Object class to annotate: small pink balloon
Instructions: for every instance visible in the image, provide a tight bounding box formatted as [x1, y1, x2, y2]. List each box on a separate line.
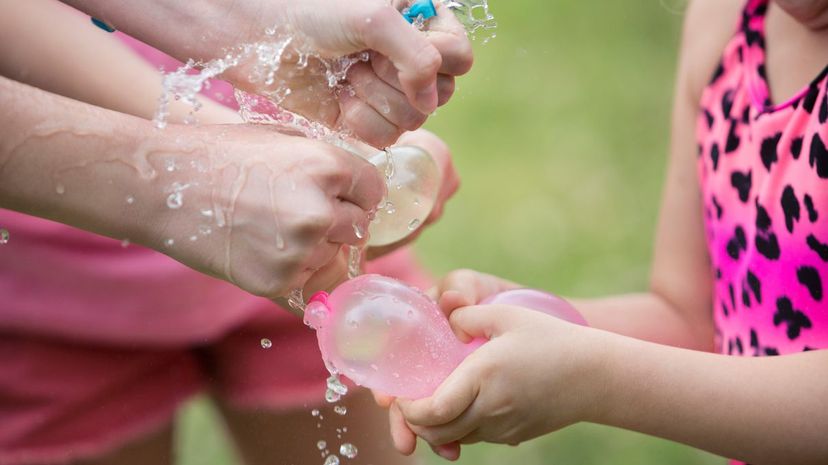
[305, 275, 586, 399]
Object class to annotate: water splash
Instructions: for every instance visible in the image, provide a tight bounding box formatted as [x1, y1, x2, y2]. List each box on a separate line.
[288, 288, 305, 314]
[440, 0, 497, 43]
[347, 246, 361, 279]
[325, 374, 349, 403]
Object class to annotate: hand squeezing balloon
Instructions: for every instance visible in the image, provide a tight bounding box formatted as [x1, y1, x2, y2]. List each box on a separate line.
[304, 275, 587, 399]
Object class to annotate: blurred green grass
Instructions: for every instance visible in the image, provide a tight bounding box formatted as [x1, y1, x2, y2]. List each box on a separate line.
[178, 1, 723, 464]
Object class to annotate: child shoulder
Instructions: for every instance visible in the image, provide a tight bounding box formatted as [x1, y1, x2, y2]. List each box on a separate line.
[680, 0, 744, 100]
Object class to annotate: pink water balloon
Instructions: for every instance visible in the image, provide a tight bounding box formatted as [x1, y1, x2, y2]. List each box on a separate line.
[304, 274, 586, 399]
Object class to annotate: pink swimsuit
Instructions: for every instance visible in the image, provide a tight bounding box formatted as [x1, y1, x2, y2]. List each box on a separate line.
[698, 1, 828, 460]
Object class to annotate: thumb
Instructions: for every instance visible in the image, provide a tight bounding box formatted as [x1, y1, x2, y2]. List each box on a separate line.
[356, 5, 441, 113]
[449, 304, 521, 340]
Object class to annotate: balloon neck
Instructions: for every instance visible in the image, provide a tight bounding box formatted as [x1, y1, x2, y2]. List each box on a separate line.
[304, 292, 331, 330]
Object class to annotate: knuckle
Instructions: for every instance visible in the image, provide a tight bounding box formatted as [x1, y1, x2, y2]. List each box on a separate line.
[451, 39, 474, 75]
[416, 44, 442, 76]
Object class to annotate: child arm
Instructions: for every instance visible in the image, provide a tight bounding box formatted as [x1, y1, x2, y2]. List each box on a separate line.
[399, 305, 828, 464]
[0, 0, 239, 124]
[431, 0, 743, 352]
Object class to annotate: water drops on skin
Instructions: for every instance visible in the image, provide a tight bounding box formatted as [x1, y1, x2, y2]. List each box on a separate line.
[0, 229, 10, 244]
[166, 182, 189, 210]
[164, 238, 174, 247]
[311, 409, 320, 417]
[352, 223, 364, 240]
[55, 183, 65, 195]
[408, 218, 421, 231]
[334, 405, 347, 415]
[126, 195, 135, 205]
[323, 455, 340, 465]
[260, 338, 272, 349]
[121, 239, 130, 248]
[317, 440, 327, 450]
[339, 443, 358, 459]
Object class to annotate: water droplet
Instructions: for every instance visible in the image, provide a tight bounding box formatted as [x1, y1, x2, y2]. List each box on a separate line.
[334, 405, 347, 415]
[325, 390, 341, 403]
[0, 229, 10, 244]
[121, 239, 130, 248]
[339, 443, 358, 459]
[200, 208, 213, 217]
[311, 409, 320, 417]
[166, 191, 183, 209]
[198, 225, 212, 236]
[260, 338, 272, 349]
[408, 219, 421, 231]
[55, 184, 65, 195]
[126, 196, 135, 205]
[317, 440, 327, 450]
[324, 455, 340, 465]
[352, 223, 364, 239]
[326, 374, 348, 402]
[384, 201, 396, 214]
[164, 238, 174, 247]
[165, 159, 177, 172]
[189, 235, 198, 242]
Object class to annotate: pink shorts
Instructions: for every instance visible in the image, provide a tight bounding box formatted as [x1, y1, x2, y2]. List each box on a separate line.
[0, 255, 431, 465]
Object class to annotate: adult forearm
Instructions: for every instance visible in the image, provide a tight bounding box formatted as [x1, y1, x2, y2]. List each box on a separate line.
[59, 0, 265, 63]
[0, 76, 181, 249]
[597, 333, 828, 464]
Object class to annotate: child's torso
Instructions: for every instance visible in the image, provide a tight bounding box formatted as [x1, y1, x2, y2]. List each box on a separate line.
[697, 0, 828, 357]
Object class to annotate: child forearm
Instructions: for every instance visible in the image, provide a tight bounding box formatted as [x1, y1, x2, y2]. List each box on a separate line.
[597, 333, 828, 464]
[572, 293, 714, 351]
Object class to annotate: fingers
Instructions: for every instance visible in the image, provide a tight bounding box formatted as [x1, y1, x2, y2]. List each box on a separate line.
[324, 144, 386, 211]
[431, 442, 462, 461]
[372, 390, 395, 408]
[303, 241, 343, 274]
[449, 304, 512, 340]
[348, 62, 427, 131]
[389, 402, 418, 455]
[356, 5, 441, 113]
[338, 91, 402, 148]
[327, 198, 371, 245]
[371, 54, 456, 107]
[397, 354, 480, 427]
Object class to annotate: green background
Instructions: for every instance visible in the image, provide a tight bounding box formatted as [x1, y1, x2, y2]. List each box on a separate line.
[179, 1, 723, 464]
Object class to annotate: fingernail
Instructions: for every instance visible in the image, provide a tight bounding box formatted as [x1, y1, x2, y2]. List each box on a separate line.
[415, 84, 438, 114]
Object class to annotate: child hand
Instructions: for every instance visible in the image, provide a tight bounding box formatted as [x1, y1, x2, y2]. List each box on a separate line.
[389, 304, 607, 458]
[367, 129, 460, 259]
[429, 269, 521, 316]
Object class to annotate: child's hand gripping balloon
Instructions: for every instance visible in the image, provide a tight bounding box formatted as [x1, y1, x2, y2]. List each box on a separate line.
[302, 274, 586, 399]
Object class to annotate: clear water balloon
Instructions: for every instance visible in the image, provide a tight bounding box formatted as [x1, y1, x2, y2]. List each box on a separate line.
[366, 146, 441, 247]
